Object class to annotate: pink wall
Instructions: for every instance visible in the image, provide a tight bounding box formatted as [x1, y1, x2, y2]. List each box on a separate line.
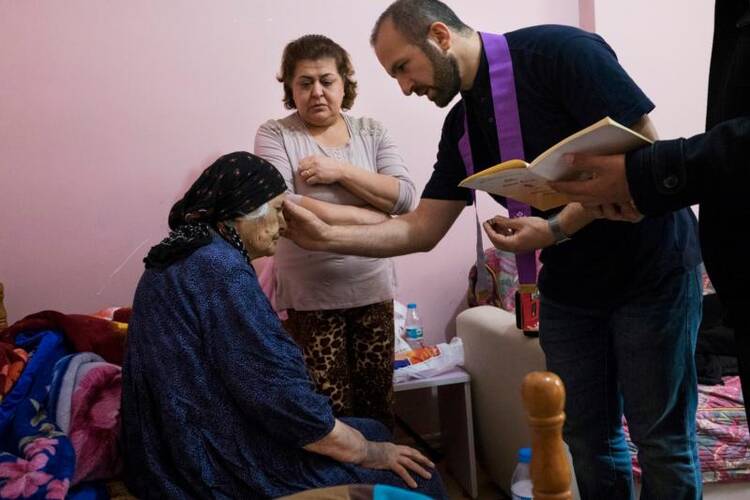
[578, 0, 596, 32]
[592, 1, 714, 140]
[1, 1, 577, 343]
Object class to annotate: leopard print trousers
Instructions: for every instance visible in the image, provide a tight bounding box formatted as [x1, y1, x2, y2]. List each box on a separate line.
[285, 300, 395, 430]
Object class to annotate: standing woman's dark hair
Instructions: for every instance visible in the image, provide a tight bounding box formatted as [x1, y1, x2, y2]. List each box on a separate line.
[277, 34, 358, 110]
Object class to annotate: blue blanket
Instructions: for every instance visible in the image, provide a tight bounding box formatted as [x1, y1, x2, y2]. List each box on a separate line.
[0, 330, 75, 499]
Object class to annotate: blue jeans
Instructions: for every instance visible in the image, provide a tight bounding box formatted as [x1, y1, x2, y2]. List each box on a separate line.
[539, 267, 702, 500]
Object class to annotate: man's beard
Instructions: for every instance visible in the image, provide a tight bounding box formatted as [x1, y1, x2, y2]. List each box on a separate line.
[420, 42, 461, 108]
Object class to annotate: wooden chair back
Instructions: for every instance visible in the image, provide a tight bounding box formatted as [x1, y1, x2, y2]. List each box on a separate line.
[521, 371, 572, 500]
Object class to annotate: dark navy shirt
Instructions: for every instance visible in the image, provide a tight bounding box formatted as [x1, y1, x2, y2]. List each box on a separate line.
[422, 25, 700, 306]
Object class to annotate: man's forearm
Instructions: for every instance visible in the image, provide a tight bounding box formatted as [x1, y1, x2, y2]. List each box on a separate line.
[322, 198, 465, 258]
[325, 212, 433, 257]
[300, 196, 389, 225]
[556, 202, 598, 237]
[626, 116, 750, 215]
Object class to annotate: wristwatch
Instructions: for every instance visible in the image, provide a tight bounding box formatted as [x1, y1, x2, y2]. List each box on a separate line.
[547, 213, 571, 244]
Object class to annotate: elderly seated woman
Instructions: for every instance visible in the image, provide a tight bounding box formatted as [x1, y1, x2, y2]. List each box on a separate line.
[120, 152, 446, 499]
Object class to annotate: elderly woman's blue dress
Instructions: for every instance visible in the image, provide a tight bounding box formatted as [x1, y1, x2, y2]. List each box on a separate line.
[121, 234, 444, 499]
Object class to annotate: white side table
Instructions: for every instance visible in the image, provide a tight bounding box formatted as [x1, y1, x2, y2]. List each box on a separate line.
[394, 367, 478, 499]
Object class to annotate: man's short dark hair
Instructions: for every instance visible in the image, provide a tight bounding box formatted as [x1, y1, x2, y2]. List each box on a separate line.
[370, 0, 472, 46]
[277, 34, 358, 110]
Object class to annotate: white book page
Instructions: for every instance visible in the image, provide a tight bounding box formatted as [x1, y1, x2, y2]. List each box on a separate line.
[461, 168, 567, 210]
[531, 121, 652, 181]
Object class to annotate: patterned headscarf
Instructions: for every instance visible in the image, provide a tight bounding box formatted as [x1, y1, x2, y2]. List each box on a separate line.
[144, 151, 286, 269]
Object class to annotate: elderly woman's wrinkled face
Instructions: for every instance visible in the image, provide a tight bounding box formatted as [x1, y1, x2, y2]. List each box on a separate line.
[292, 58, 344, 128]
[234, 194, 286, 258]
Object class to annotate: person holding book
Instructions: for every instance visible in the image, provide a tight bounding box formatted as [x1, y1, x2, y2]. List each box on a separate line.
[457, 116, 654, 213]
[548, 0, 750, 427]
[282, 1, 703, 498]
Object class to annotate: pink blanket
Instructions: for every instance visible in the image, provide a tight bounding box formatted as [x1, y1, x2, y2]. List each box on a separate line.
[625, 376, 750, 483]
[69, 362, 122, 485]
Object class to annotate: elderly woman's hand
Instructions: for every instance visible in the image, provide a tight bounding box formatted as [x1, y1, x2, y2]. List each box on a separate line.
[360, 441, 434, 489]
[298, 155, 347, 185]
[304, 419, 434, 489]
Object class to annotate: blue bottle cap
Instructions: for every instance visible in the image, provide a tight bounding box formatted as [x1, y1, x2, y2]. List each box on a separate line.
[407, 303, 417, 308]
[518, 447, 532, 463]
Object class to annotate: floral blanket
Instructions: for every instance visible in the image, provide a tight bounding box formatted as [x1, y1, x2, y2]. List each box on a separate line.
[1, 309, 129, 499]
[625, 376, 750, 483]
[0, 330, 74, 499]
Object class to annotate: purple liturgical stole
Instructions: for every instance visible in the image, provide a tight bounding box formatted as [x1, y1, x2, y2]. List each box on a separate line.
[457, 32, 537, 286]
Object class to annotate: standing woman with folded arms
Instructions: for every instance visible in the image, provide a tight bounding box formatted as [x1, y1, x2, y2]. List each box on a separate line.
[255, 34, 416, 430]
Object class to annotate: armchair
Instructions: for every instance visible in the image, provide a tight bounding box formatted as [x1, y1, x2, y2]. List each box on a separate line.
[456, 306, 580, 498]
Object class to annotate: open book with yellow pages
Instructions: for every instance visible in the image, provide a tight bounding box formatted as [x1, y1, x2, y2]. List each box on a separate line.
[458, 116, 653, 211]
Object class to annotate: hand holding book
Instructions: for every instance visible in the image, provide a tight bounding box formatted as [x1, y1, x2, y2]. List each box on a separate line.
[458, 117, 652, 211]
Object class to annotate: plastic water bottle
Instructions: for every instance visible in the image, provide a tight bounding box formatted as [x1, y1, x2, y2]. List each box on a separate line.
[511, 447, 533, 500]
[404, 303, 424, 349]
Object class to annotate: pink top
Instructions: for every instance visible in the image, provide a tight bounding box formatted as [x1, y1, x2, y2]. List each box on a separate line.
[254, 113, 415, 311]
